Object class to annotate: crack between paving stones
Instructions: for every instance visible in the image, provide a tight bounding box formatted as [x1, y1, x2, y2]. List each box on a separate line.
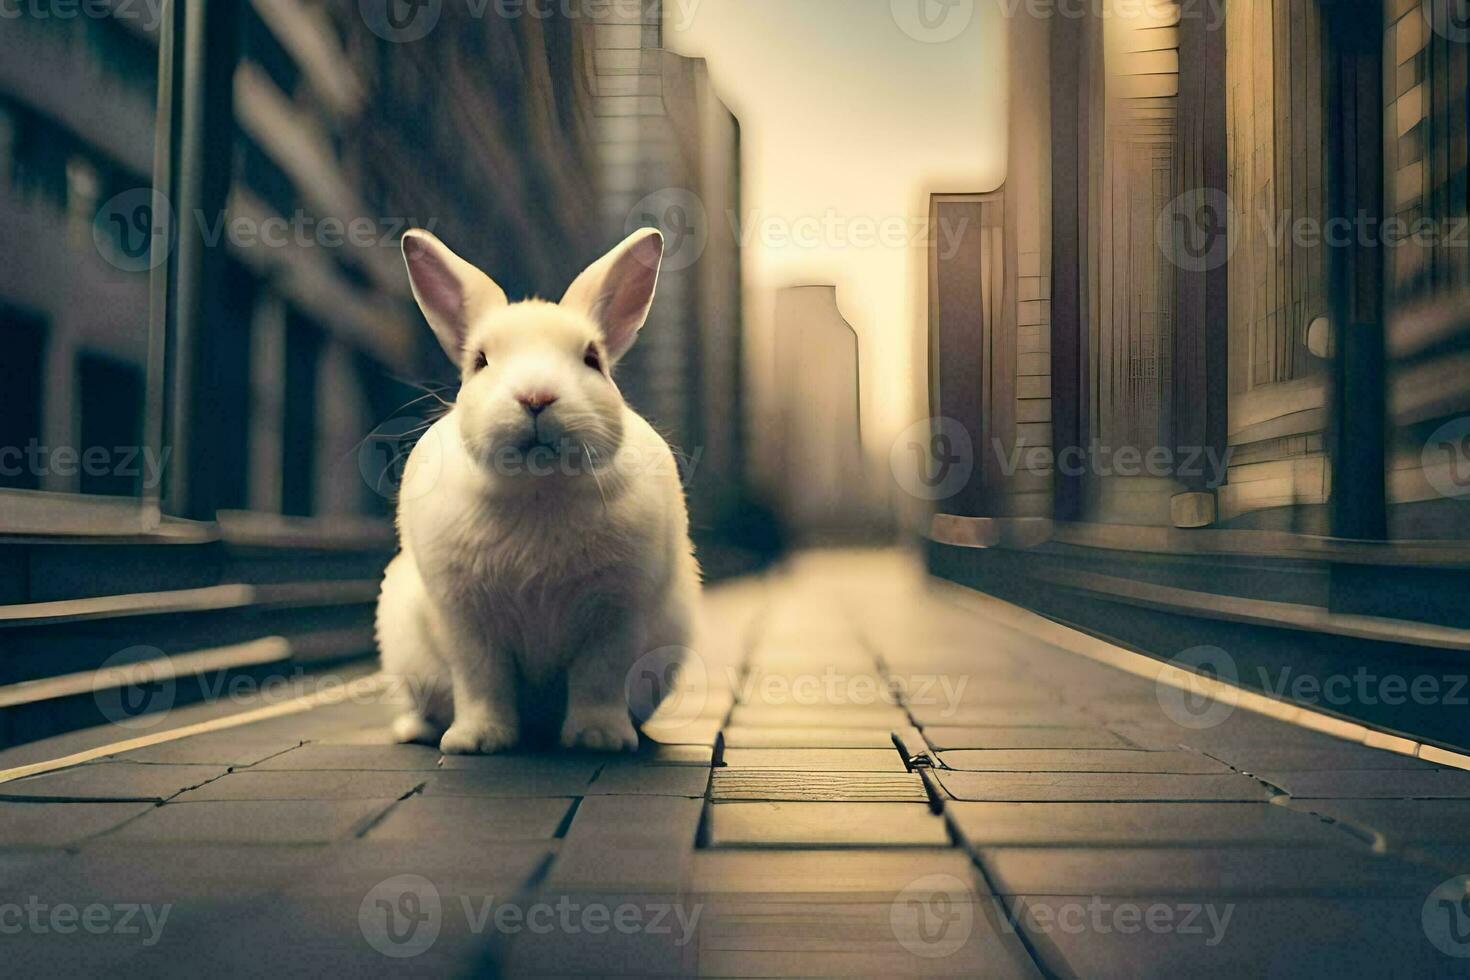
[1204, 750, 1392, 849]
[581, 762, 610, 790]
[351, 780, 427, 838]
[0, 764, 240, 805]
[554, 797, 582, 838]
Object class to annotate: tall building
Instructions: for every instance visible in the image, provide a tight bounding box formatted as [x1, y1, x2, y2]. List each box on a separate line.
[0, 2, 610, 744]
[587, 0, 761, 566]
[925, 0, 1470, 744]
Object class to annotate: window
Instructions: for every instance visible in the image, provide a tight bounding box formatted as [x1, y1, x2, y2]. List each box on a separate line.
[75, 353, 144, 497]
[0, 305, 47, 492]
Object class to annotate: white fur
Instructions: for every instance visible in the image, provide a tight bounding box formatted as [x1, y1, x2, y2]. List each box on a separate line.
[376, 228, 700, 754]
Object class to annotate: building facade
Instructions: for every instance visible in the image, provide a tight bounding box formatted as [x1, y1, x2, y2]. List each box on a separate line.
[0, 0, 763, 745]
[587, 0, 761, 566]
[925, 0, 1470, 746]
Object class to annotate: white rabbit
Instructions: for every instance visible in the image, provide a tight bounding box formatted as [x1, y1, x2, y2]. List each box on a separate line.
[375, 227, 701, 754]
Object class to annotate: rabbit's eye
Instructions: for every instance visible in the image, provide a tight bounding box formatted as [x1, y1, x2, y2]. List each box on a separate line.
[472, 351, 488, 372]
[583, 345, 603, 372]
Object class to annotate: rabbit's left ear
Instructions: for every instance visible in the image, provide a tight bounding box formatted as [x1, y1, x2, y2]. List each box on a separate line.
[401, 229, 507, 363]
[561, 228, 663, 362]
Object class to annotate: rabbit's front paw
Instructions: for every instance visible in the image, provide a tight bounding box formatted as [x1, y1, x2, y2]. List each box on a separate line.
[440, 718, 518, 754]
[560, 710, 639, 752]
[392, 712, 443, 745]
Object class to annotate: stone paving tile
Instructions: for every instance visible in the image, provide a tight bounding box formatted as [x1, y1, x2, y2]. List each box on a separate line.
[1013, 894, 1449, 979]
[280, 840, 554, 898]
[719, 748, 908, 771]
[245, 704, 402, 744]
[934, 771, 1276, 803]
[979, 845, 1442, 897]
[196, 898, 491, 977]
[5, 898, 270, 977]
[946, 802, 1364, 848]
[1073, 695, 1181, 723]
[0, 762, 228, 802]
[499, 889, 703, 977]
[1256, 769, 1470, 799]
[690, 848, 981, 898]
[710, 770, 929, 803]
[362, 795, 573, 842]
[420, 764, 600, 798]
[926, 682, 1067, 707]
[435, 750, 603, 773]
[251, 742, 446, 771]
[0, 800, 155, 846]
[25, 842, 319, 898]
[1281, 798, 1470, 845]
[545, 840, 693, 891]
[694, 897, 1041, 978]
[705, 802, 950, 848]
[586, 763, 710, 797]
[170, 769, 425, 802]
[922, 726, 1134, 750]
[247, 851, 552, 976]
[107, 734, 304, 768]
[910, 704, 1094, 728]
[0, 849, 67, 890]
[1201, 744, 1443, 772]
[720, 726, 905, 749]
[642, 744, 715, 766]
[1101, 723, 1190, 751]
[726, 703, 911, 729]
[937, 749, 1232, 774]
[641, 718, 724, 747]
[1402, 842, 1470, 876]
[103, 799, 398, 844]
[562, 795, 705, 845]
[1175, 722, 1365, 755]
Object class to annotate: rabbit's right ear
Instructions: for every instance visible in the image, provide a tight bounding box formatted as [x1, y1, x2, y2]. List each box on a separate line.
[401, 230, 508, 363]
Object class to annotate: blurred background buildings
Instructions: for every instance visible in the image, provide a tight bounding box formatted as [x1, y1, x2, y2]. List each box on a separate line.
[3, 0, 1470, 751]
[0, 0, 767, 745]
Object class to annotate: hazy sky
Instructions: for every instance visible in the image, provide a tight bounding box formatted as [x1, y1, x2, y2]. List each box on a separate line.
[666, 0, 1007, 486]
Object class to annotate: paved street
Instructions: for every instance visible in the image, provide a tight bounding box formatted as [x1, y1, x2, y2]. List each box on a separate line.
[1, 551, 1467, 977]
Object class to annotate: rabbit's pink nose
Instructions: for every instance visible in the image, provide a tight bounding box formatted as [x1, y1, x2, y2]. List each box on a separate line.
[516, 391, 559, 415]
